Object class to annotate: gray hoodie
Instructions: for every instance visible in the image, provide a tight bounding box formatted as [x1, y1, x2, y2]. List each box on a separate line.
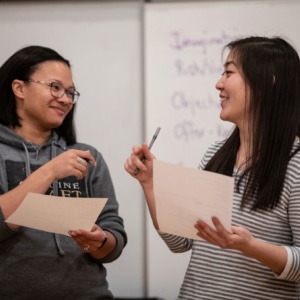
[0, 124, 127, 299]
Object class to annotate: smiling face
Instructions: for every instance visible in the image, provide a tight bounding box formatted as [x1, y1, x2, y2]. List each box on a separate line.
[215, 52, 250, 130]
[13, 61, 74, 133]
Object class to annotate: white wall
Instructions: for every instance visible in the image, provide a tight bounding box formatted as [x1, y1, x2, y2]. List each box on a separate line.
[0, 1, 145, 298]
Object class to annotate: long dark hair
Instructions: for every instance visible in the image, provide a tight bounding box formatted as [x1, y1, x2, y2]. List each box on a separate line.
[205, 36, 300, 210]
[0, 45, 77, 145]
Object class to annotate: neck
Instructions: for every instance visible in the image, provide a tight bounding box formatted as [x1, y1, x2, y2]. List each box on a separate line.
[10, 125, 51, 146]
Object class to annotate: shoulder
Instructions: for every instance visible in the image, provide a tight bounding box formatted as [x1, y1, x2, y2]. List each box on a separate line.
[69, 142, 97, 152]
[203, 140, 226, 160]
[289, 141, 300, 164]
[206, 140, 225, 153]
[198, 140, 226, 169]
[287, 143, 300, 173]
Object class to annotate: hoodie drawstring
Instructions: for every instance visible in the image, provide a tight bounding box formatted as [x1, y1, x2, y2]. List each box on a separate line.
[51, 142, 65, 256]
[21, 141, 65, 257]
[21, 142, 31, 177]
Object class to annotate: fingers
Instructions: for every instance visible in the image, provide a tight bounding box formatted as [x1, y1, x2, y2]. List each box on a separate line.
[74, 150, 96, 167]
[141, 142, 156, 160]
[72, 155, 89, 179]
[69, 225, 107, 253]
[76, 156, 88, 166]
[124, 146, 143, 177]
[124, 157, 136, 177]
[64, 149, 96, 169]
[195, 220, 217, 243]
[195, 217, 232, 248]
[124, 144, 155, 178]
[83, 244, 90, 252]
[52, 150, 96, 180]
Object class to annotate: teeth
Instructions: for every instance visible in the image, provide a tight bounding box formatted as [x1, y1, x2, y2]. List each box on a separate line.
[220, 97, 229, 103]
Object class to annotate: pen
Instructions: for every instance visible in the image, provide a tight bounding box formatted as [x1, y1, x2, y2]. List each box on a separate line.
[134, 126, 161, 176]
[79, 157, 94, 166]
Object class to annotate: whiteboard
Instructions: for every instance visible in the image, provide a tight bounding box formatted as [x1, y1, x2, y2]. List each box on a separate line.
[144, 1, 300, 299]
[145, 0, 300, 167]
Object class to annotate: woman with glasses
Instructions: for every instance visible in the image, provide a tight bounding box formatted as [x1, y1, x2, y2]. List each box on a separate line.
[0, 45, 127, 299]
[125, 36, 300, 299]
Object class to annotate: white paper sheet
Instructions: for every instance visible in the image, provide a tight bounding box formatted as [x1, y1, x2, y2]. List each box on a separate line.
[5, 192, 108, 236]
[153, 160, 234, 240]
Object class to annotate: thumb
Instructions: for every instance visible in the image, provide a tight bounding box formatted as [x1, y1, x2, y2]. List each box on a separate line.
[141, 142, 156, 160]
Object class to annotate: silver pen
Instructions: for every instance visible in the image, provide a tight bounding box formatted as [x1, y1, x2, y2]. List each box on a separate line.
[134, 126, 161, 176]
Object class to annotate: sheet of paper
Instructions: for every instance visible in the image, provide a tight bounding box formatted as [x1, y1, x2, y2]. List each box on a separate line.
[153, 160, 234, 240]
[5, 193, 108, 236]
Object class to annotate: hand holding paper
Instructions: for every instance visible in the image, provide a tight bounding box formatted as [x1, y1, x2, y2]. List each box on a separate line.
[5, 193, 108, 236]
[153, 160, 234, 240]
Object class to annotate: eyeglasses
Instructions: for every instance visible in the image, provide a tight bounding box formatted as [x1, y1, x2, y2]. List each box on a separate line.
[26, 79, 80, 104]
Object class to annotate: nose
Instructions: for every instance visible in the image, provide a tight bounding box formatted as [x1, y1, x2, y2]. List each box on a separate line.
[57, 92, 72, 105]
[215, 76, 223, 91]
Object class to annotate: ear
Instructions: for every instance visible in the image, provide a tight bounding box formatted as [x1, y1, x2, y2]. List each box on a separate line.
[12, 79, 25, 99]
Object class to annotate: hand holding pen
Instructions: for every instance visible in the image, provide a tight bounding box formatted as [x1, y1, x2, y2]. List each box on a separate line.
[46, 149, 96, 181]
[124, 128, 161, 229]
[54, 143, 96, 167]
[124, 127, 161, 178]
[134, 127, 161, 176]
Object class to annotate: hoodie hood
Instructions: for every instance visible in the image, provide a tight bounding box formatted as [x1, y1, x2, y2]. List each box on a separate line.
[0, 123, 68, 184]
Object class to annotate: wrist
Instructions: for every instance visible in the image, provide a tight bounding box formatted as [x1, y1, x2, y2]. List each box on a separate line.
[98, 232, 108, 249]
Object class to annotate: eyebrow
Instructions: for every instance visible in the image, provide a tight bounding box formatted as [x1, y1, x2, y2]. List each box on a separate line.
[50, 79, 75, 90]
[223, 60, 236, 68]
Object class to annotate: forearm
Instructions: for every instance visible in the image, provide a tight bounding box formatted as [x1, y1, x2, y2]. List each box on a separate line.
[242, 238, 287, 274]
[142, 183, 159, 229]
[0, 164, 55, 224]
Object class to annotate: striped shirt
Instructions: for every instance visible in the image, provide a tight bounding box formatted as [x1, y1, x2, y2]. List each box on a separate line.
[158, 140, 300, 299]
